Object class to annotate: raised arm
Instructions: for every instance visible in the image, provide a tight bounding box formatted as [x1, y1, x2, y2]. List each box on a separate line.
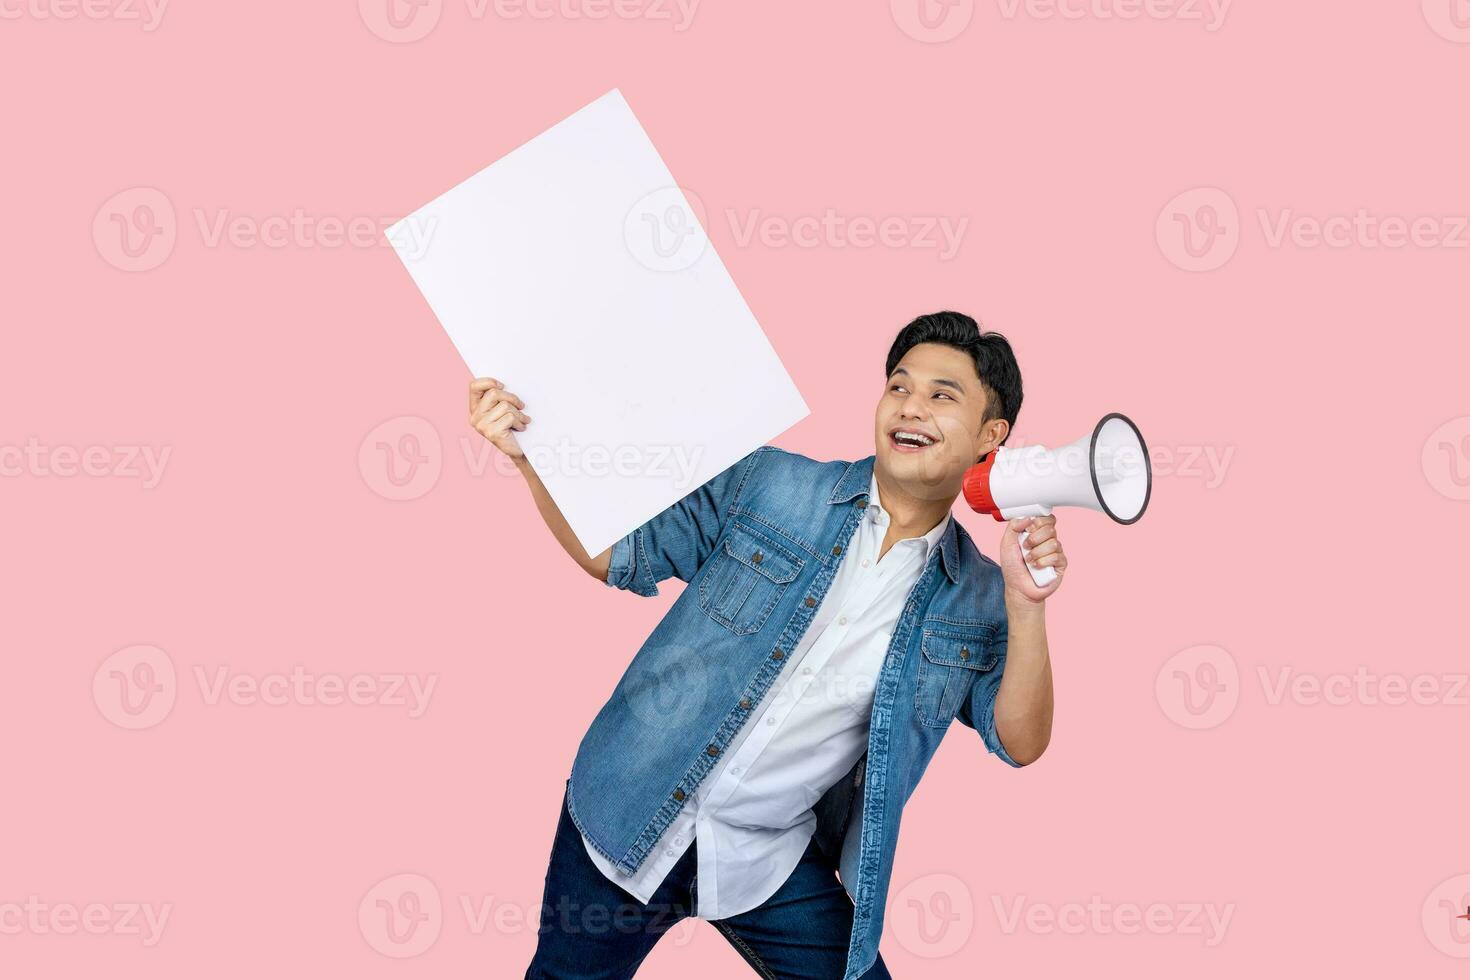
[469, 376, 764, 593]
[469, 376, 610, 581]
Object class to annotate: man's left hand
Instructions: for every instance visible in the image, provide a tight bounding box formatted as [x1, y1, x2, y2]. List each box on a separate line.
[999, 515, 1066, 605]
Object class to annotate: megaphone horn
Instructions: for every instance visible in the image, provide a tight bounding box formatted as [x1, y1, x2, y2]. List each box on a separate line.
[962, 413, 1151, 587]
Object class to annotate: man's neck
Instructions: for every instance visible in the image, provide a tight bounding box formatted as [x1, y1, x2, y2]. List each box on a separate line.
[873, 469, 954, 542]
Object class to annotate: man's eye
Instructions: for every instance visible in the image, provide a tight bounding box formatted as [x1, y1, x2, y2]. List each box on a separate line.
[889, 384, 906, 393]
[934, 392, 953, 400]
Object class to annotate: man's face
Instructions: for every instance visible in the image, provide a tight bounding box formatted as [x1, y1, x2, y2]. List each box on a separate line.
[873, 342, 1005, 501]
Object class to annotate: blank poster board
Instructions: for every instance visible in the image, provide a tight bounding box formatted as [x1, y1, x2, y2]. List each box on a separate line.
[386, 89, 809, 558]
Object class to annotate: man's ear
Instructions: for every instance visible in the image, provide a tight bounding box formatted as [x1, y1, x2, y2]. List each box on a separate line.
[974, 418, 1010, 463]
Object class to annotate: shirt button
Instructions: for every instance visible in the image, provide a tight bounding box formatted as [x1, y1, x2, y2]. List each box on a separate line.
[752, 550, 763, 564]
[855, 498, 867, 509]
[803, 666, 813, 675]
[832, 545, 842, 556]
[838, 616, 848, 626]
[861, 558, 871, 568]
[672, 789, 685, 801]
[731, 767, 742, 776]
[771, 648, 784, 661]
[739, 697, 752, 709]
[706, 744, 719, 757]
[674, 836, 685, 845]
[804, 596, 816, 608]
[766, 717, 776, 726]
[960, 647, 971, 660]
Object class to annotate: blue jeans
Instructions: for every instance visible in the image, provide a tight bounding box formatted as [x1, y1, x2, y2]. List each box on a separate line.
[526, 780, 892, 979]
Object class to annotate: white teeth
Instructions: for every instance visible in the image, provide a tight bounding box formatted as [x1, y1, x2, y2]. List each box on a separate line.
[893, 431, 934, 447]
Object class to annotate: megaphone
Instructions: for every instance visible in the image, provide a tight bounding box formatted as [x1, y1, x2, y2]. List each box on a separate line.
[962, 413, 1151, 587]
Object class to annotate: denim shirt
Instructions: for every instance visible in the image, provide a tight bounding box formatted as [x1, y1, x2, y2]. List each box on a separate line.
[568, 445, 1019, 980]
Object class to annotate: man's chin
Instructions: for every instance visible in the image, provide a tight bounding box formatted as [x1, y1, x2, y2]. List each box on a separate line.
[875, 450, 964, 501]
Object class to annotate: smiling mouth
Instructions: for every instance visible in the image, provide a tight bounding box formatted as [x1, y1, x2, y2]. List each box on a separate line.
[888, 428, 938, 452]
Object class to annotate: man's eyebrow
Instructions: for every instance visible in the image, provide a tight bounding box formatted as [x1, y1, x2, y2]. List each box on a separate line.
[889, 367, 967, 393]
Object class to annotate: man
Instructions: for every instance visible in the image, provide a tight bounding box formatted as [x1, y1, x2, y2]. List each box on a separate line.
[471, 312, 1063, 979]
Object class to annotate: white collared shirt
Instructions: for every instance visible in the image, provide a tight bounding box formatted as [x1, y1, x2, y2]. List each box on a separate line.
[580, 473, 951, 918]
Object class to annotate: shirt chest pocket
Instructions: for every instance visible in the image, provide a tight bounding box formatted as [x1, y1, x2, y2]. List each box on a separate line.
[914, 625, 1000, 728]
[698, 523, 804, 636]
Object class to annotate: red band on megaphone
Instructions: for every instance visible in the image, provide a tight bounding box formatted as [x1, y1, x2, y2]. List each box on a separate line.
[962, 457, 1007, 521]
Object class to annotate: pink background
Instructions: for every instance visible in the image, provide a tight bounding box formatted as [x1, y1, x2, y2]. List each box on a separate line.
[4, 1, 1469, 976]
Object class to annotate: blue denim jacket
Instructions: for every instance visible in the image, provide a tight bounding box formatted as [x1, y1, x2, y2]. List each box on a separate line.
[568, 446, 1019, 980]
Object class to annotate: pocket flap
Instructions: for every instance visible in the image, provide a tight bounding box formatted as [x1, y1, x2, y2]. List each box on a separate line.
[921, 628, 999, 671]
[721, 524, 801, 584]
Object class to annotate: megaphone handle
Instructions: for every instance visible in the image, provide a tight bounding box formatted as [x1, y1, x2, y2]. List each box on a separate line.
[1018, 525, 1058, 588]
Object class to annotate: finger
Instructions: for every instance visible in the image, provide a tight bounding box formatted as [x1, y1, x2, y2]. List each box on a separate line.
[468, 377, 501, 411]
[482, 407, 530, 432]
[1022, 524, 1056, 546]
[473, 397, 530, 427]
[1007, 517, 1034, 533]
[1024, 538, 1059, 561]
[1032, 551, 1066, 569]
[473, 400, 513, 428]
[472, 391, 494, 418]
[471, 388, 524, 419]
[477, 409, 528, 441]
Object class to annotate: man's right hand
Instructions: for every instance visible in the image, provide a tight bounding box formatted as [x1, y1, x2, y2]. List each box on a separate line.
[469, 377, 531, 459]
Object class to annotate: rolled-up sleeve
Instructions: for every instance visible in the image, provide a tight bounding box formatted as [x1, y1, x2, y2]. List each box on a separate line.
[603, 447, 766, 598]
[957, 644, 1023, 768]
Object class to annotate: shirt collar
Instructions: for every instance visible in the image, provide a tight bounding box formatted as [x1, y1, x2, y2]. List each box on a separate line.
[829, 456, 961, 582]
[866, 472, 951, 560]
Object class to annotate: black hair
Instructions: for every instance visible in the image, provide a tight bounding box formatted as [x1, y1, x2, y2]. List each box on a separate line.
[884, 311, 1023, 452]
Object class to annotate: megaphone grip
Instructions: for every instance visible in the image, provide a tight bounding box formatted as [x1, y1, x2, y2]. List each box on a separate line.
[1018, 528, 1059, 587]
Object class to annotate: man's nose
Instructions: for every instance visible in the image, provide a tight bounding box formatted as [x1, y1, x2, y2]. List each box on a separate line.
[900, 394, 928, 419]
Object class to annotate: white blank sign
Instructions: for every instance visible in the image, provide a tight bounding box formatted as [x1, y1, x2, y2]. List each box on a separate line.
[386, 89, 809, 558]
